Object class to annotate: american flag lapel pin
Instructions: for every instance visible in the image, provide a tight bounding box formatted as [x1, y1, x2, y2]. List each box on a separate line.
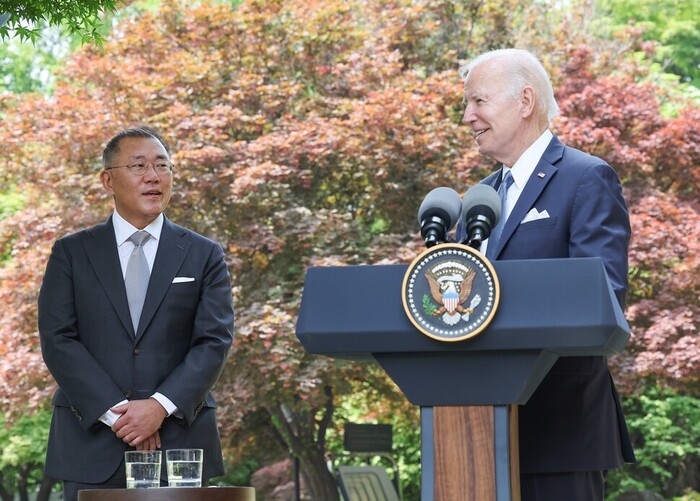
[537, 171, 546, 178]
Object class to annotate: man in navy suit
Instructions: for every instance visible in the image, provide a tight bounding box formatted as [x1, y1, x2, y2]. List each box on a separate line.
[38, 126, 234, 500]
[458, 49, 635, 500]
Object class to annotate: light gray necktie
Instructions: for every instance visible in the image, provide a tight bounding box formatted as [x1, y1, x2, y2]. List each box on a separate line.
[486, 170, 514, 260]
[125, 231, 151, 333]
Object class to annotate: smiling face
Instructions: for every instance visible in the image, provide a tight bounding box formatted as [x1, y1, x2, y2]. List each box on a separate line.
[462, 60, 533, 167]
[101, 136, 173, 229]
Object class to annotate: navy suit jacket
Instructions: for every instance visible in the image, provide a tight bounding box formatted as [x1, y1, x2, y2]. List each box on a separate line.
[39, 216, 234, 483]
[460, 135, 635, 473]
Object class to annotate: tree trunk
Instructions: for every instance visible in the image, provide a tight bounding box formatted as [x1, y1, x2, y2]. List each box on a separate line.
[17, 464, 30, 501]
[268, 386, 340, 501]
[36, 475, 58, 501]
[0, 471, 13, 501]
[299, 450, 339, 501]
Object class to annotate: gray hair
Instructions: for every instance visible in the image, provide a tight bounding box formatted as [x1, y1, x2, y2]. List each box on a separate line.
[459, 49, 560, 123]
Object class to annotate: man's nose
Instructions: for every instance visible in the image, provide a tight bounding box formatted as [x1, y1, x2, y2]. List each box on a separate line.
[143, 164, 161, 180]
[462, 106, 475, 125]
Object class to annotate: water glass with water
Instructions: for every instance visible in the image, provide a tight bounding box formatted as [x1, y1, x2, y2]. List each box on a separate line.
[125, 450, 162, 489]
[166, 448, 203, 487]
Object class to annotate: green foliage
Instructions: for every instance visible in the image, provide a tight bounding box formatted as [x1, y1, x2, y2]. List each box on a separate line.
[0, 408, 52, 497]
[606, 387, 700, 499]
[657, 19, 700, 86]
[625, 51, 700, 118]
[210, 458, 260, 487]
[369, 217, 390, 234]
[328, 373, 421, 500]
[0, 411, 50, 468]
[595, 0, 700, 86]
[389, 418, 421, 500]
[0, 0, 119, 45]
[0, 190, 24, 220]
[0, 24, 75, 94]
[0, 189, 24, 263]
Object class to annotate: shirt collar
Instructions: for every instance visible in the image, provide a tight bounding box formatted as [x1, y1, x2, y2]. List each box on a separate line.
[502, 129, 553, 189]
[113, 211, 164, 246]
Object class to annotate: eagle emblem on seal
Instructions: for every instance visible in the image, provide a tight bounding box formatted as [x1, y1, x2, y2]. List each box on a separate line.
[424, 261, 482, 326]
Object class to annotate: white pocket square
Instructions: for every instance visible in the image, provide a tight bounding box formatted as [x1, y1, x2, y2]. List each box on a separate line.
[172, 277, 195, 283]
[521, 208, 550, 224]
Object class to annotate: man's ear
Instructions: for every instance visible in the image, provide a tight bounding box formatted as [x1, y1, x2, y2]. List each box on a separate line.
[520, 86, 536, 119]
[101, 170, 114, 195]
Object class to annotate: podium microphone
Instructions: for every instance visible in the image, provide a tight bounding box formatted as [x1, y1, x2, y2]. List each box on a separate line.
[417, 187, 463, 248]
[460, 184, 501, 249]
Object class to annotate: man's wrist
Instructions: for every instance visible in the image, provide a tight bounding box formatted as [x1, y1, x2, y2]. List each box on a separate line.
[99, 399, 129, 427]
[150, 393, 175, 418]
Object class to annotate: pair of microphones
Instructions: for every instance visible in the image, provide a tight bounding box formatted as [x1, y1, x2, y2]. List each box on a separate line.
[417, 185, 501, 249]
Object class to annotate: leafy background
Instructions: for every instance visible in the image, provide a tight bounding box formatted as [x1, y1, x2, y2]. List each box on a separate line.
[0, 0, 698, 499]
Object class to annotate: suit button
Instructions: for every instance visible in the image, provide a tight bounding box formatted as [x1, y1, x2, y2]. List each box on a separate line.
[125, 390, 132, 398]
[134, 348, 141, 355]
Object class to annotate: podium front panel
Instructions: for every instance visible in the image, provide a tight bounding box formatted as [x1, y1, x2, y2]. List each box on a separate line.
[296, 258, 629, 358]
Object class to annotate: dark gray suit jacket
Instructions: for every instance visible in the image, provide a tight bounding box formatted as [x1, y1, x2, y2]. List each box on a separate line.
[458, 135, 635, 473]
[39, 216, 234, 484]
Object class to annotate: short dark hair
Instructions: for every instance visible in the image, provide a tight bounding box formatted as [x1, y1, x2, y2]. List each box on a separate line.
[102, 126, 171, 168]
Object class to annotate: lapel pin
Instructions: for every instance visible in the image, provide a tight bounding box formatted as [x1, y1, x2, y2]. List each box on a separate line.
[537, 171, 546, 178]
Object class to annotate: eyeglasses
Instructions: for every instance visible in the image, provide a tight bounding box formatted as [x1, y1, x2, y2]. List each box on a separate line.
[105, 161, 174, 176]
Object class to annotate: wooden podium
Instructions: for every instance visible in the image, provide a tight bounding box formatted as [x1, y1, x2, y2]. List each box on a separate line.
[295, 258, 630, 500]
[77, 487, 255, 500]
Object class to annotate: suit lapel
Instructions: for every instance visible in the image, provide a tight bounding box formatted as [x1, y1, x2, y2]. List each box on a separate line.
[82, 217, 134, 336]
[494, 136, 565, 258]
[136, 217, 191, 341]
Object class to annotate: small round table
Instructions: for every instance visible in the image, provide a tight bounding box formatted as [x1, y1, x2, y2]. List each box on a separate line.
[77, 487, 255, 500]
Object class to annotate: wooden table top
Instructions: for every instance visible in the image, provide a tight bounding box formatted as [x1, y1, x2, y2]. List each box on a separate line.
[77, 486, 255, 500]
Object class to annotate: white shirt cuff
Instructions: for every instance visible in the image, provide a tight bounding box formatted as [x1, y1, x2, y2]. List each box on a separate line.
[151, 392, 178, 416]
[99, 399, 129, 427]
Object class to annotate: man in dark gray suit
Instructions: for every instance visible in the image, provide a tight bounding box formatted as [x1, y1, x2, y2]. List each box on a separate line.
[457, 49, 635, 500]
[38, 126, 234, 500]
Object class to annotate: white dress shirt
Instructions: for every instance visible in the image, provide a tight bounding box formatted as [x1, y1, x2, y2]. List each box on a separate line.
[114, 211, 163, 278]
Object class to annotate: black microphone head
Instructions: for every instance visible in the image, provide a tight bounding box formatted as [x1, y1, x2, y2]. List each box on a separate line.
[417, 187, 463, 229]
[417, 187, 462, 247]
[461, 184, 501, 227]
[460, 184, 501, 247]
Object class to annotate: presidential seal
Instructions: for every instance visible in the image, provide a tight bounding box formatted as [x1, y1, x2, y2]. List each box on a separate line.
[401, 243, 500, 342]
